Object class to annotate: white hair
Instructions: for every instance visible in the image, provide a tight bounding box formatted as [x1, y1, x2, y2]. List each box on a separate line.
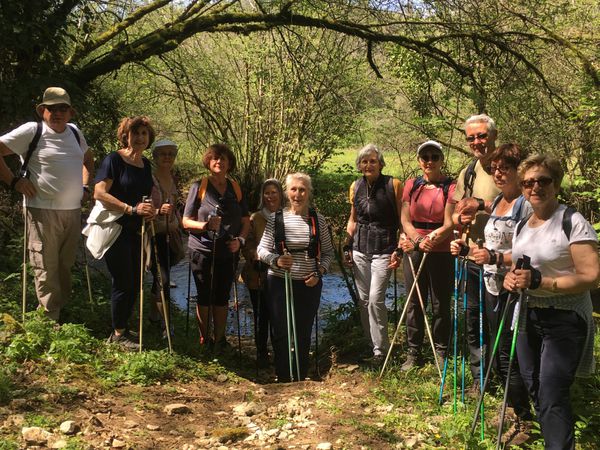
[285, 172, 313, 199]
[464, 114, 497, 133]
[355, 143, 385, 170]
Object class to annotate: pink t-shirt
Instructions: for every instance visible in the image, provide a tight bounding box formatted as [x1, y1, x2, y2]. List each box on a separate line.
[403, 177, 456, 252]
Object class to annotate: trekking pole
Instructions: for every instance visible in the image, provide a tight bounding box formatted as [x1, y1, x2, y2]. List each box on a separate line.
[255, 274, 261, 377]
[202, 205, 222, 345]
[461, 256, 468, 404]
[496, 256, 529, 450]
[393, 268, 398, 329]
[470, 292, 514, 436]
[81, 236, 95, 309]
[21, 200, 28, 324]
[150, 220, 173, 353]
[231, 245, 242, 358]
[139, 196, 149, 352]
[288, 270, 301, 380]
[406, 251, 442, 379]
[284, 270, 295, 381]
[164, 198, 172, 340]
[186, 241, 192, 336]
[379, 249, 429, 379]
[476, 238, 486, 439]
[314, 306, 320, 379]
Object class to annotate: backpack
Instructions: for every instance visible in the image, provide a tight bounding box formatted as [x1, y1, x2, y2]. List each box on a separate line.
[196, 177, 242, 203]
[274, 208, 321, 262]
[20, 121, 81, 178]
[408, 175, 454, 206]
[516, 206, 576, 240]
[489, 193, 526, 223]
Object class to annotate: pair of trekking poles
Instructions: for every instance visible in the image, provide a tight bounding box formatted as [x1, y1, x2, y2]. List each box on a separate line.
[379, 233, 441, 380]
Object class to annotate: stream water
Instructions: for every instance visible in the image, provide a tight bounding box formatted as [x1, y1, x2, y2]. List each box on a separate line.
[167, 256, 407, 337]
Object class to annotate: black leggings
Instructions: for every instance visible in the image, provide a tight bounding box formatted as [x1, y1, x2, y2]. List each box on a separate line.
[267, 275, 321, 381]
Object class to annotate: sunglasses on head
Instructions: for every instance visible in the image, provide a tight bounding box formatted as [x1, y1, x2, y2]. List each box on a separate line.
[465, 132, 488, 143]
[45, 104, 70, 113]
[520, 177, 553, 189]
[419, 153, 441, 162]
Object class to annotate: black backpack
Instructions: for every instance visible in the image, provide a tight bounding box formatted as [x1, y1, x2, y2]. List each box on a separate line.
[515, 206, 576, 240]
[274, 208, 320, 260]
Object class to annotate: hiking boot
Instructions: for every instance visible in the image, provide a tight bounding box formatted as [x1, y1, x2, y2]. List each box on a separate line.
[489, 406, 517, 430]
[213, 338, 232, 355]
[107, 331, 140, 351]
[364, 353, 385, 367]
[502, 418, 534, 446]
[401, 351, 422, 371]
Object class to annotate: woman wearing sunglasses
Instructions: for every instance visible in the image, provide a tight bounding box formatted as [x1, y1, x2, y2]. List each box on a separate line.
[451, 144, 533, 443]
[503, 155, 599, 449]
[398, 141, 455, 370]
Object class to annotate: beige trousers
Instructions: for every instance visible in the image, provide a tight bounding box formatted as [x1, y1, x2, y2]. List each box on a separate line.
[27, 207, 81, 321]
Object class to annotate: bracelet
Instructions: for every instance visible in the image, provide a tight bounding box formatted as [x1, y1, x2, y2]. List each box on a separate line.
[497, 252, 504, 268]
[551, 277, 558, 292]
[10, 176, 21, 190]
[311, 271, 322, 279]
[83, 184, 91, 194]
[414, 237, 423, 252]
[132, 205, 138, 216]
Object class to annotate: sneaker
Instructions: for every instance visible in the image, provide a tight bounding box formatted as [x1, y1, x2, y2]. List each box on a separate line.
[401, 351, 422, 371]
[502, 418, 534, 446]
[364, 353, 385, 367]
[107, 331, 140, 351]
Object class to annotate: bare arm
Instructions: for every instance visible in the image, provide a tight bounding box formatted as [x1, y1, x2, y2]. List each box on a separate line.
[345, 204, 357, 239]
[539, 242, 600, 294]
[0, 141, 36, 197]
[82, 149, 94, 186]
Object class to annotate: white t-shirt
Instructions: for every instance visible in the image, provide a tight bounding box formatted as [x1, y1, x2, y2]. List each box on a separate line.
[483, 195, 532, 295]
[1, 121, 88, 209]
[512, 204, 598, 297]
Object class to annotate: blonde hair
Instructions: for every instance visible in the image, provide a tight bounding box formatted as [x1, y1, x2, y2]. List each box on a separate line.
[518, 154, 564, 189]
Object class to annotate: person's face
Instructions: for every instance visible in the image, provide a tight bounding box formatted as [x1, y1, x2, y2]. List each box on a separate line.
[465, 122, 496, 159]
[128, 126, 150, 152]
[490, 159, 518, 191]
[521, 165, 558, 207]
[42, 104, 73, 133]
[358, 152, 382, 179]
[263, 184, 282, 212]
[287, 178, 309, 210]
[209, 154, 229, 175]
[154, 145, 178, 169]
[418, 150, 443, 176]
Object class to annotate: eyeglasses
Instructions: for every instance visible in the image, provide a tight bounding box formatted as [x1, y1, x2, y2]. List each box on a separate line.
[156, 151, 177, 158]
[465, 132, 488, 143]
[520, 177, 553, 189]
[490, 164, 512, 174]
[45, 104, 70, 113]
[419, 154, 441, 162]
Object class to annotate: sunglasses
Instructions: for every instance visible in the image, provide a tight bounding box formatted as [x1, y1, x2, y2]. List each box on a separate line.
[45, 104, 70, 113]
[465, 132, 488, 142]
[520, 177, 553, 189]
[156, 151, 177, 158]
[490, 164, 512, 174]
[419, 153, 442, 162]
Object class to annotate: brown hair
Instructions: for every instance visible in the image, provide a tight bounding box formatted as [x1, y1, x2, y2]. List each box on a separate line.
[202, 143, 236, 173]
[117, 116, 156, 148]
[489, 143, 526, 168]
[518, 154, 564, 189]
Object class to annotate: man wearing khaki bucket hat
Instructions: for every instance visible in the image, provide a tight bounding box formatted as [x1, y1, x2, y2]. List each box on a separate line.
[0, 87, 94, 321]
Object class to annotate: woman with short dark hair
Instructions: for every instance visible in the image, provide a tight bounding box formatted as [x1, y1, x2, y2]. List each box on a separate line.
[182, 144, 250, 352]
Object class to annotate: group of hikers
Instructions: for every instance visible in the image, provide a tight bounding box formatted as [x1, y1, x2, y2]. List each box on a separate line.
[1, 87, 598, 449]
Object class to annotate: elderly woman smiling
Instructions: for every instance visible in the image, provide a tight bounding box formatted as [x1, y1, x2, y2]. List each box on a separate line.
[504, 154, 599, 450]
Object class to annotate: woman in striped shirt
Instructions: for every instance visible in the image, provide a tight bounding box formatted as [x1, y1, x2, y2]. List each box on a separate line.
[258, 173, 334, 381]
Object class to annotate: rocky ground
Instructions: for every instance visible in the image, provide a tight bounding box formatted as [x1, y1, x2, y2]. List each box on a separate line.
[1, 357, 419, 450]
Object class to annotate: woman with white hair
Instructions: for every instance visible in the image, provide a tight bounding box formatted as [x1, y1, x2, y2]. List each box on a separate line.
[344, 144, 403, 364]
[258, 173, 334, 381]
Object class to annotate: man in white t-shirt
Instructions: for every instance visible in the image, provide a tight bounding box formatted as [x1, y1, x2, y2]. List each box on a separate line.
[0, 87, 94, 321]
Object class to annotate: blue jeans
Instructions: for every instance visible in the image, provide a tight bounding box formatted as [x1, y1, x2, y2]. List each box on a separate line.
[517, 307, 586, 450]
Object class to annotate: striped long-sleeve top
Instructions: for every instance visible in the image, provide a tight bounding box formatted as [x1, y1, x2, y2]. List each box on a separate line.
[257, 209, 334, 280]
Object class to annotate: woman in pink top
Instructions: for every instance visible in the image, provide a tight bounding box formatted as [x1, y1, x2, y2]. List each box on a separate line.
[398, 141, 456, 370]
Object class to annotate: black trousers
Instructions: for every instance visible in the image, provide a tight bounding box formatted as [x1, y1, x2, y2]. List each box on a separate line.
[190, 250, 236, 307]
[403, 251, 453, 354]
[150, 233, 176, 301]
[104, 229, 142, 330]
[267, 275, 321, 382]
[517, 307, 586, 450]
[249, 287, 271, 355]
[486, 291, 532, 420]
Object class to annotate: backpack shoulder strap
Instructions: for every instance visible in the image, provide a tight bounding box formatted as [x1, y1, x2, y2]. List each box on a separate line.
[197, 177, 208, 203]
[67, 124, 81, 147]
[511, 195, 526, 221]
[490, 193, 504, 213]
[307, 207, 321, 260]
[516, 212, 533, 237]
[441, 177, 454, 206]
[229, 178, 242, 202]
[352, 178, 364, 207]
[463, 159, 478, 198]
[562, 206, 576, 240]
[20, 122, 43, 176]
[408, 176, 425, 201]
[385, 176, 398, 218]
[274, 208, 286, 255]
